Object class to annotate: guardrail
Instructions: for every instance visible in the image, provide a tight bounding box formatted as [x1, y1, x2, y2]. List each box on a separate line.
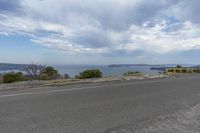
[165, 67, 200, 73]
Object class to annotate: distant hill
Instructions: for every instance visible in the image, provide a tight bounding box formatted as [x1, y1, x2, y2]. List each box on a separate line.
[0, 63, 28, 72]
[108, 64, 177, 67]
[108, 64, 152, 67]
[192, 65, 200, 68]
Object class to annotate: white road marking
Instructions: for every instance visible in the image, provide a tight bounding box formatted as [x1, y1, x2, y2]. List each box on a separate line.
[0, 77, 199, 98]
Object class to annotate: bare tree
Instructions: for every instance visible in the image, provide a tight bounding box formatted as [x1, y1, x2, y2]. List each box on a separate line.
[25, 64, 45, 79]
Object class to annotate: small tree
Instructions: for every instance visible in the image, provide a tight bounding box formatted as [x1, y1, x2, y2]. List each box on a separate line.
[25, 64, 45, 79]
[41, 66, 60, 80]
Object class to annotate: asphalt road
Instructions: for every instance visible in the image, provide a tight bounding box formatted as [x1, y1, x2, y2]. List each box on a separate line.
[0, 75, 200, 133]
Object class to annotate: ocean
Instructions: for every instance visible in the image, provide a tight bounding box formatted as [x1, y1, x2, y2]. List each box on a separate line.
[53, 65, 161, 77]
[1, 64, 194, 78]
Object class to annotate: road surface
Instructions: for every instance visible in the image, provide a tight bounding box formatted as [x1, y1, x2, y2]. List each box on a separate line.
[0, 75, 200, 133]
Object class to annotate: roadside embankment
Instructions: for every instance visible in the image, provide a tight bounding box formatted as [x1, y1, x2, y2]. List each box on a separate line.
[0, 74, 169, 92]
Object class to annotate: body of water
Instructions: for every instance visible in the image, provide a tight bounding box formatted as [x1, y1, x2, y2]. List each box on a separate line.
[54, 65, 161, 77]
[1, 64, 195, 78]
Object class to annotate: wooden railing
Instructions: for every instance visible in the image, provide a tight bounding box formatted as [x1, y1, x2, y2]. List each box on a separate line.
[165, 67, 200, 73]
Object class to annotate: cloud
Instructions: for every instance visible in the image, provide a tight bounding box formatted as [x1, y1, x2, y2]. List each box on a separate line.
[171, 0, 200, 24]
[0, 0, 22, 13]
[0, 0, 200, 62]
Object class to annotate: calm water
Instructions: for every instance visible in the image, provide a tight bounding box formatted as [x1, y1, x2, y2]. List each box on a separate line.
[1, 64, 194, 78]
[54, 65, 161, 77]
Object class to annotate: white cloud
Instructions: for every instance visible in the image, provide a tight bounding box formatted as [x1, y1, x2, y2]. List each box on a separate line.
[0, 0, 200, 62]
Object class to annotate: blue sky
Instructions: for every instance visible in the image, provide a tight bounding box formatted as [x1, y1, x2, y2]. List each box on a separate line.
[0, 0, 200, 65]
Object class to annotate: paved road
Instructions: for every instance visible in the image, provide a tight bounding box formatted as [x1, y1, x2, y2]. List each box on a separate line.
[0, 75, 200, 133]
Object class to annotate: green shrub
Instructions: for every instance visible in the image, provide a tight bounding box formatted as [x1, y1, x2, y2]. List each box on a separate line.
[0, 74, 3, 84]
[3, 72, 24, 83]
[44, 66, 58, 77]
[124, 71, 141, 76]
[40, 66, 60, 80]
[77, 69, 102, 79]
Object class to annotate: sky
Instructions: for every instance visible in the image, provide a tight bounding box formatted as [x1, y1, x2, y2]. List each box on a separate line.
[0, 0, 200, 65]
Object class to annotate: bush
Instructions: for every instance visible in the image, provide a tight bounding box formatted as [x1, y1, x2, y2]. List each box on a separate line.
[124, 71, 141, 76]
[0, 74, 3, 84]
[3, 72, 24, 83]
[43, 66, 58, 78]
[77, 69, 102, 79]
